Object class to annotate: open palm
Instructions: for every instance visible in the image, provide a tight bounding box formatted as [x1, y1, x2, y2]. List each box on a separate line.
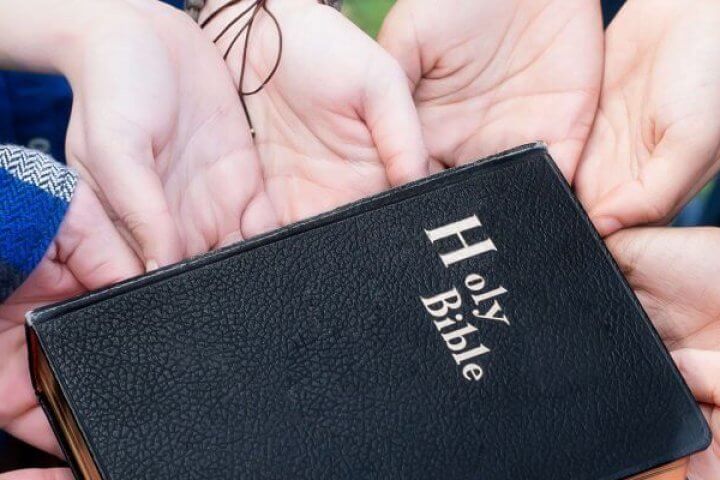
[66, 0, 276, 265]
[576, 0, 720, 237]
[201, 0, 427, 225]
[378, 0, 603, 179]
[608, 227, 720, 478]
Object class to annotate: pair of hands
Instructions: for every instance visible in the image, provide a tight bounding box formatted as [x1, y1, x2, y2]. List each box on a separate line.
[380, 0, 720, 235]
[2, 0, 720, 477]
[68, 0, 429, 266]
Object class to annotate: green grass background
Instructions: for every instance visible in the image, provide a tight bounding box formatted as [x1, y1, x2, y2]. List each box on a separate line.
[343, 0, 396, 38]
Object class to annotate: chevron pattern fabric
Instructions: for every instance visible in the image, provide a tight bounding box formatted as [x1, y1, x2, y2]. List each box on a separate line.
[0, 145, 75, 202]
[0, 145, 77, 303]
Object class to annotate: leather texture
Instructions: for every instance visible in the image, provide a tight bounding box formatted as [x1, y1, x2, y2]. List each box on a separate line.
[28, 144, 710, 480]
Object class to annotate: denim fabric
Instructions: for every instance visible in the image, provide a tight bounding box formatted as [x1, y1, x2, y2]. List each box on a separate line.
[0, 73, 71, 163]
[602, 0, 626, 26]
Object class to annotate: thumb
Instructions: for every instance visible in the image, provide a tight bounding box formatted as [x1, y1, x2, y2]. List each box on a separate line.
[378, 0, 424, 90]
[672, 349, 720, 409]
[363, 53, 429, 186]
[0, 470, 73, 480]
[603, 227, 689, 279]
[55, 181, 144, 289]
[604, 227, 658, 280]
[84, 148, 183, 270]
[672, 348, 720, 462]
[587, 133, 719, 237]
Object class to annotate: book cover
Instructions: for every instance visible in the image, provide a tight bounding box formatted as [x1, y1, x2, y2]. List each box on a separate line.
[26, 144, 710, 479]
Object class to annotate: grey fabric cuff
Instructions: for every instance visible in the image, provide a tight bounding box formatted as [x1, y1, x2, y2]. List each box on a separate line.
[0, 145, 78, 203]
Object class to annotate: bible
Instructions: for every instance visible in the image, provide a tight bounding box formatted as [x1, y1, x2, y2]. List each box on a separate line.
[27, 144, 710, 479]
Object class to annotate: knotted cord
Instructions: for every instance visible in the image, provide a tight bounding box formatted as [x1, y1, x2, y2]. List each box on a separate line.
[200, 1, 341, 137]
[201, 0, 283, 138]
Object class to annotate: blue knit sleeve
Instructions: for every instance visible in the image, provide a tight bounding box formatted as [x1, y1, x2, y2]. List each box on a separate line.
[0, 145, 78, 302]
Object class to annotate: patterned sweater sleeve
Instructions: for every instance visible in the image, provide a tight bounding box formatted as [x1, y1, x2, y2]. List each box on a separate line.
[0, 145, 78, 302]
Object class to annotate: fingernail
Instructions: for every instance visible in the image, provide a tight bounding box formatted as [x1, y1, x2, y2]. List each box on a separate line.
[592, 216, 623, 237]
[145, 260, 159, 272]
[219, 231, 244, 249]
[669, 350, 681, 363]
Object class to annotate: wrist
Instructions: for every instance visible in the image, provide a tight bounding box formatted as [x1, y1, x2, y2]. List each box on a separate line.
[0, 0, 126, 74]
[199, 0, 319, 69]
[202, 0, 341, 9]
[200, 0, 332, 30]
[202, 0, 318, 14]
[52, 1, 158, 82]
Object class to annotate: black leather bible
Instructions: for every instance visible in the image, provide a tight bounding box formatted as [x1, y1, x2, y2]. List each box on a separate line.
[27, 144, 710, 480]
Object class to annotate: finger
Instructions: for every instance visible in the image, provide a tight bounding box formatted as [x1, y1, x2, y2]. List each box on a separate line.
[377, 0, 424, 89]
[587, 130, 720, 237]
[605, 227, 720, 348]
[363, 54, 429, 186]
[5, 407, 62, 459]
[672, 348, 720, 466]
[604, 227, 664, 280]
[54, 182, 144, 290]
[177, 151, 278, 255]
[605, 226, 720, 281]
[0, 469, 73, 480]
[0, 327, 60, 457]
[84, 145, 182, 269]
[672, 349, 720, 407]
[691, 404, 720, 478]
[240, 190, 279, 241]
[210, 153, 279, 244]
[0, 327, 36, 429]
[0, 326, 62, 457]
[0, 256, 83, 324]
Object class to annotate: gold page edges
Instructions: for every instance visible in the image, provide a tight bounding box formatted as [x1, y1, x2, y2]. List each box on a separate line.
[29, 329, 102, 480]
[627, 459, 689, 480]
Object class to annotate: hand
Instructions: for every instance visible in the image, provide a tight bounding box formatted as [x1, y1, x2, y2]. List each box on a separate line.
[201, 0, 427, 224]
[63, 0, 277, 266]
[576, 0, 720, 237]
[0, 470, 72, 480]
[672, 349, 720, 479]
[0, 182, 142, 471]
[378, 0, 603, 179]
[607, 227, 720, 477]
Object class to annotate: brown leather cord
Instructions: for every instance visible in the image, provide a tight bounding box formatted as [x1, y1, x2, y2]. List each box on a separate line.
[200, 0, 339, 138]
[201, 0, 282, 137]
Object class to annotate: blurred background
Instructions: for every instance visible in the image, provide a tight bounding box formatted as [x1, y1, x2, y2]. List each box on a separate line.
[0, 0, 712, 472]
